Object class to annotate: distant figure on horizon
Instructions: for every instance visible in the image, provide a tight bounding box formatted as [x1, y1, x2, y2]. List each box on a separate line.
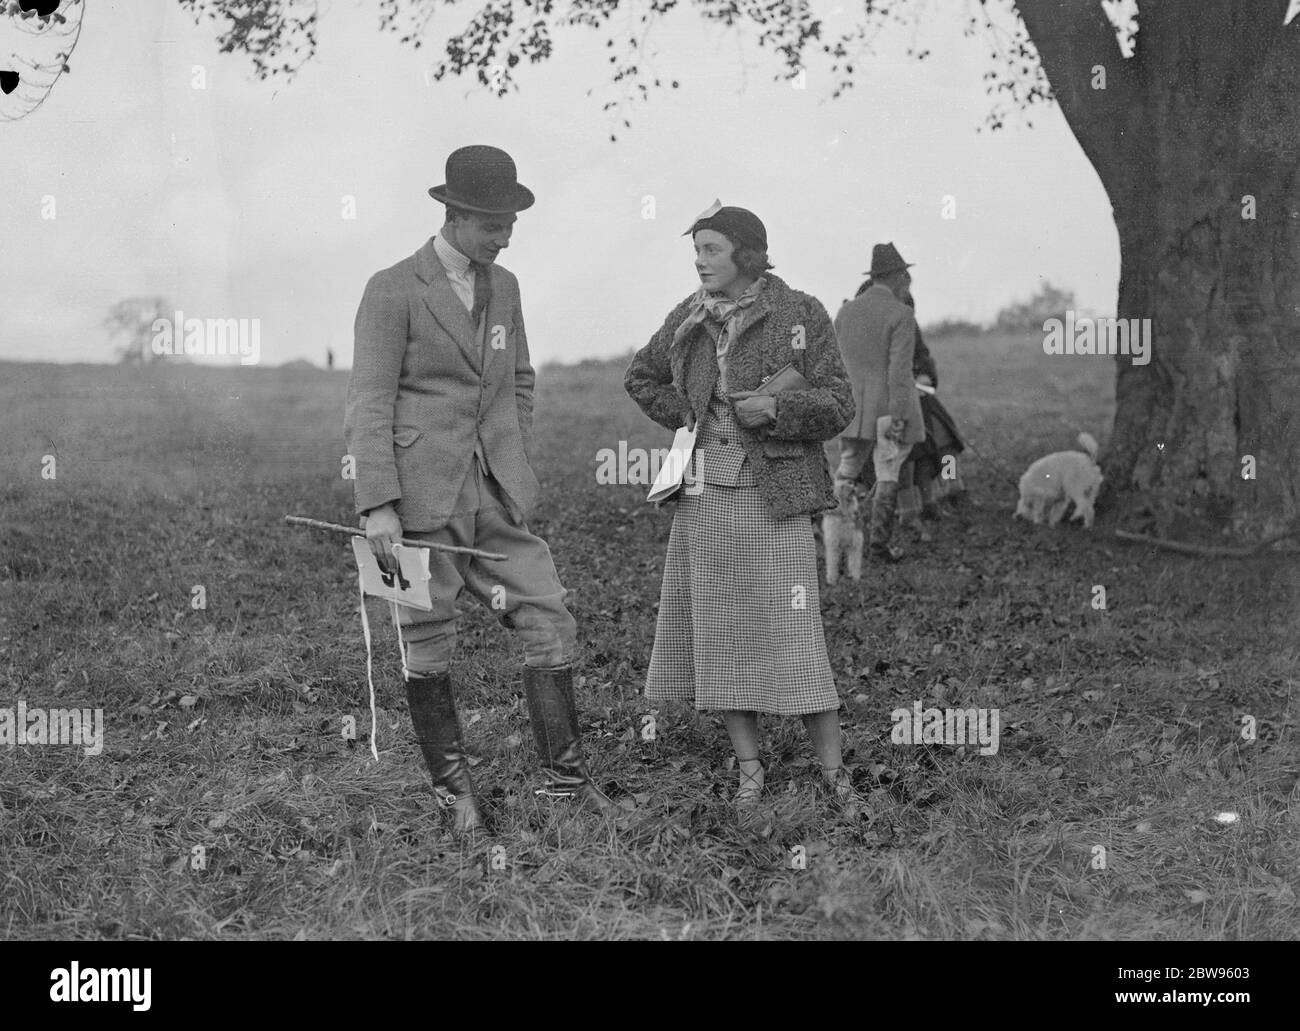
[326, 347, 334, 370]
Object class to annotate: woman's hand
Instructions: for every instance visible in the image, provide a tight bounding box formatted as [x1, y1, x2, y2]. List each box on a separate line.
[361, 503, 402, 573]
[728, 391, 777, 430]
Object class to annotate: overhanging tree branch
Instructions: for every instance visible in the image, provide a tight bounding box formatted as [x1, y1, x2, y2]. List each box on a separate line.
[1013, 0, 1137, 190]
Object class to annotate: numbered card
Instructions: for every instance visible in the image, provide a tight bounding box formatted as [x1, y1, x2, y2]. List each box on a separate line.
[350, 539, 434, 611]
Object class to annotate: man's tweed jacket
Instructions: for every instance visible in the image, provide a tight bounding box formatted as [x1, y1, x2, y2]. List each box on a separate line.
[624, 274, 855, 520]
[834, 282, 925, 445]
[344, 237, 538, 531]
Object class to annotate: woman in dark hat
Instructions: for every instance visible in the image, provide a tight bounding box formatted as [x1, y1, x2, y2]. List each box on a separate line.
[625, 203, 859, 809]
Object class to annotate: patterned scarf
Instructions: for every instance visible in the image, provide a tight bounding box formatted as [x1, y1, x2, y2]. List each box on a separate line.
[670, 277, 765, 390]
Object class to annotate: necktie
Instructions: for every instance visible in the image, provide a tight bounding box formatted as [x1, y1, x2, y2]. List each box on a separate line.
[470, 261, 492, 327]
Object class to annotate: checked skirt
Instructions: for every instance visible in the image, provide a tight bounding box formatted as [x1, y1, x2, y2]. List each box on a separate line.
[644, 481, 840, 716]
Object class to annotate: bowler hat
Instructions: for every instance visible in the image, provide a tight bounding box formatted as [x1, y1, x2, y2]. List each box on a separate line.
[428, 145, 535, 214]
[863, 242, 914, 277]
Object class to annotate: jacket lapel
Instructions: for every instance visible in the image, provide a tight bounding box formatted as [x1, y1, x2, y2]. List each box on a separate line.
[413, 238, 480, 369]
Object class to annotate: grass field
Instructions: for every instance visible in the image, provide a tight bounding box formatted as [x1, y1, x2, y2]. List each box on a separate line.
[2, 330, 1298, 940]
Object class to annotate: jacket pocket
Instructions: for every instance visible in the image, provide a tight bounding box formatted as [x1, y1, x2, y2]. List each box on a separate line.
[393, 426, 422, 448]
[762, 438, 806, 459]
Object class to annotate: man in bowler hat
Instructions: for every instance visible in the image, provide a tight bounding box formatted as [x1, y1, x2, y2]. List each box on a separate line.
[833, 243, 925, 562]
[344, 145, 617, 834]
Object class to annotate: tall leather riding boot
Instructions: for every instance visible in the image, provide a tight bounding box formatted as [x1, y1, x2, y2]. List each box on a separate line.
[405, 671, 484, 835]
[523, 665, 619, 814]
[869, 480, 905, 562]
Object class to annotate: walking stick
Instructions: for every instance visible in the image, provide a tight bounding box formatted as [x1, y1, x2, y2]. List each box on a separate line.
[283, 515, 508, 561]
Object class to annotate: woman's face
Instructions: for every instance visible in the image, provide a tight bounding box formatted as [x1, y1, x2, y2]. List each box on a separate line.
[693, 229, 750, 297]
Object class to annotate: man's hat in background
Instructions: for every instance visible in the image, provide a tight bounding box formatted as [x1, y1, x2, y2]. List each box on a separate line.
[863, 242, 914, 277]
[683, 199, 768, 253]
[428, 145, 535, 214]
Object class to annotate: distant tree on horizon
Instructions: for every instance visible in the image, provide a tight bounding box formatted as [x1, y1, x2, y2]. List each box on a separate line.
[994, 281, 1077, 333]
[105, 297, 172, 365]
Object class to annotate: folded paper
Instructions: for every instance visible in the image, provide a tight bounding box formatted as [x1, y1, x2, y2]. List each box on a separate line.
[647, 425, 699, 504]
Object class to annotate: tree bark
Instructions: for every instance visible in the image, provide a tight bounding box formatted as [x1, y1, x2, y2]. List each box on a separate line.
[1016, 0, 1300, 541]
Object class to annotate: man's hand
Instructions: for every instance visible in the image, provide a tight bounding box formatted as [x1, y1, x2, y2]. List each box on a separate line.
[728, 391, 777, 430]
[916, 373, 934, 388]
[361, 503, 402, 573]
[683, 408, 697, 432]
[885, 417, 907, 444]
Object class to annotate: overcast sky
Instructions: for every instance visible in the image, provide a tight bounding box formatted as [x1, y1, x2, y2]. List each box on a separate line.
[0, 0, 1124, 368]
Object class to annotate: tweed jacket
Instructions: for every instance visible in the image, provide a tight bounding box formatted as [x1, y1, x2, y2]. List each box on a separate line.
[624, 274, 855, 519]
[344, 236, 538, 531]
[835, 283, 925, 444]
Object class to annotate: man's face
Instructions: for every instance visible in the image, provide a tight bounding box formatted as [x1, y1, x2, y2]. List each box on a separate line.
[446, 211, 516, 264]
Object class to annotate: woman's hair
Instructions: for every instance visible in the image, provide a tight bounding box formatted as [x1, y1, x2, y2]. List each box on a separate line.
[729, 242, 775, 277]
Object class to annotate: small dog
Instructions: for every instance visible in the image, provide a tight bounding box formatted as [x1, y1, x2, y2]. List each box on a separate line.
[1015, 432, 1103, 528]
[823, 479, 867, 583]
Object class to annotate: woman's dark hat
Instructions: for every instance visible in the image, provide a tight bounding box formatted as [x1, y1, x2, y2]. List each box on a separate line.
[863, 242, 914, 277]
[428, 145, 535, 214]
[683, 199, 767, 252]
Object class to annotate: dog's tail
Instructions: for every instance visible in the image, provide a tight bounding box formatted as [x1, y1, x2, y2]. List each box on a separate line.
[1077, 431, 1099, 458]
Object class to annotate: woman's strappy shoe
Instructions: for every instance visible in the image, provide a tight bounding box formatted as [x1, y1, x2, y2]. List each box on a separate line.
[734, 758, 765, 807]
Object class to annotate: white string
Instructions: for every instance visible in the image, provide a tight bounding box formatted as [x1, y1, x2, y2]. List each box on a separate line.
[389, 595, 409, 680]
[356, 545, 418, 764]
[357, 572, 380, 762]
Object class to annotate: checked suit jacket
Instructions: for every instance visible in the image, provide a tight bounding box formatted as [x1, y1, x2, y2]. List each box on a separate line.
[344, 236, 540, 532]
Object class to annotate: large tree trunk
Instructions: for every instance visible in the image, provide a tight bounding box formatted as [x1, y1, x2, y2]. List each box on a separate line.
[1016, 0, 1300, 541]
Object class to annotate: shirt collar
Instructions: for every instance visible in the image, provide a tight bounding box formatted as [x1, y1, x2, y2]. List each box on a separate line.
[434, 231, 473, 277]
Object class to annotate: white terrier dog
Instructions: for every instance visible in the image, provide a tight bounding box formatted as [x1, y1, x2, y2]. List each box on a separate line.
[823, 479, 867, 583]
[1015, 432, 1103, 528]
